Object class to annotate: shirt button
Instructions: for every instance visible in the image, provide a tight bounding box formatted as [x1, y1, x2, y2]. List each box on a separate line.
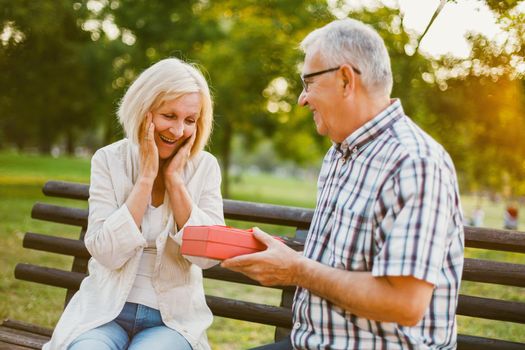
[294, 322, 301, 329]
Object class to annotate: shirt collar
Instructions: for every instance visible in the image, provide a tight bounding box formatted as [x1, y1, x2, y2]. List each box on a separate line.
[334, 99, 404, 159]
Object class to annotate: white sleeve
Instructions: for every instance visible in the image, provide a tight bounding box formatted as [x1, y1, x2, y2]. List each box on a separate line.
[169, 155, 225, 269]
[84, 149, 147, 270]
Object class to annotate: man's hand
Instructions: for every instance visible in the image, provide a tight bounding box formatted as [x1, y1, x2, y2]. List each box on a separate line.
[221, 227, 304, 286]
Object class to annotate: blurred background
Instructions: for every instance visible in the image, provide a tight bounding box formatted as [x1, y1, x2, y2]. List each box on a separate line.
[1, 0, 525, 347]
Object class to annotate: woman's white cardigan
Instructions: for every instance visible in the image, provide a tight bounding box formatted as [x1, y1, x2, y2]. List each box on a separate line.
[43, 139, 225, 350]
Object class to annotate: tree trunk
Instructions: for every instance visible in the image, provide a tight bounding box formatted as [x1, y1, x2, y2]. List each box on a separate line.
[38, 132, 52, 154]
[66, 129, 75, 155]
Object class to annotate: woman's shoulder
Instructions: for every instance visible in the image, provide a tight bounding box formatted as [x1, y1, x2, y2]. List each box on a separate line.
[191, 150, 220, 169]
[93, 139, 133, 159]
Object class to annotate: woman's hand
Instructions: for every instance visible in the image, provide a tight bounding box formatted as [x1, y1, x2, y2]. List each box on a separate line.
[163, 131, 196, 187]
[139, 112, 159, 181]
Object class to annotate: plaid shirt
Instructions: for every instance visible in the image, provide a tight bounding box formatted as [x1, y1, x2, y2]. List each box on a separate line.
[291, 100, 464, 349]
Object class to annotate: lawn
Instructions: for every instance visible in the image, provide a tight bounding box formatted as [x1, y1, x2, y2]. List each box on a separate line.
[1, 151, 524, 347]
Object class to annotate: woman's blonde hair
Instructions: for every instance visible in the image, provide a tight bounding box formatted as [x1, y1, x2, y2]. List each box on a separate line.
[117, 58, 213, 157]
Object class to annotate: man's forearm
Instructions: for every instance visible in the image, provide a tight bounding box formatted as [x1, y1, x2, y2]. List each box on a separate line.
[294, 256, 433, 326]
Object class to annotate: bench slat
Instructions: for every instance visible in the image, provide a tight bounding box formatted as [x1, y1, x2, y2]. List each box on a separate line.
[42, 181, 89, 200]
[205, 295, 292, 328]
[16, 263, 525, 324]
[21, 232, 525, 289]
[464, 226, 525, 253]
[462, 258, 525, 287]
[457, 334, 525, 350]
[31, 203, 87, 227]
[0, 320, 52, 337]
[0, 325, 48, 349]
[42, 181, 314, 228]
[203, 266, 296, 293]
[23, 233, 90, 259]
[457, 295, 525, 323]
[15, 264, 85, 291]
[15, 261, 293, 293]
[35, 186, 525, 254]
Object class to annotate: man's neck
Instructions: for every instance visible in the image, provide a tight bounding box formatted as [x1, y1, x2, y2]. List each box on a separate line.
[334, 94, 391, 143]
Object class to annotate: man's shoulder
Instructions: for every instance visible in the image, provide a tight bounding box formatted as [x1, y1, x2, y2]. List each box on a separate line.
[387, 116, 450, 166]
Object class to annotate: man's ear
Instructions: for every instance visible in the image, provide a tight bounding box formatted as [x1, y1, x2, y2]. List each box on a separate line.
[340, 65, 356, 97]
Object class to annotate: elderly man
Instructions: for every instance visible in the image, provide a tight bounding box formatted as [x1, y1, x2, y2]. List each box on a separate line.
[222, 18, 464, 349]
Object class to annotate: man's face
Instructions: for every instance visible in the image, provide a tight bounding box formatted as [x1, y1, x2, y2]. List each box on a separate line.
[298, 53, 343, 141]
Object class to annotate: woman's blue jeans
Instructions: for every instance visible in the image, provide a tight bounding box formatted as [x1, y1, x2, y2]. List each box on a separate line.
[68, 302, 192, 350]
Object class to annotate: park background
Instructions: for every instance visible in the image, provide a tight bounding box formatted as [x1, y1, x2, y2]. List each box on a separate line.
[1, 0, 525, 348]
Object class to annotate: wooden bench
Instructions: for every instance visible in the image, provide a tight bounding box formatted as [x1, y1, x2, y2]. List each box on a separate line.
[1, 180, 525, 349]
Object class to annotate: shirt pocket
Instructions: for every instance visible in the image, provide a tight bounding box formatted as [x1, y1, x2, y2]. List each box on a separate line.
[328, 205, 373, 271]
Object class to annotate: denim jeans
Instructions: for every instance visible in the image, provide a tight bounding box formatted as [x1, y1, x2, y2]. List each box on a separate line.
[68, 302, 193, 350]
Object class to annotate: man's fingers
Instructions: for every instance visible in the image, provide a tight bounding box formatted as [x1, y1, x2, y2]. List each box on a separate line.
[252, 227, 278, 247]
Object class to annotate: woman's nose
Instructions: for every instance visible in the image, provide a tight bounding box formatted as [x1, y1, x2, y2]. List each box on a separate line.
[168, 122, 184, 138]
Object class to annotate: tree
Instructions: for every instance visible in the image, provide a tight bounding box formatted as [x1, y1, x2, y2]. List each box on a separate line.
[0, 0, 101, 154]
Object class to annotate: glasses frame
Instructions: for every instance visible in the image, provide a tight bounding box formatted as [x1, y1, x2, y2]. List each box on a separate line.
[301, 65, 361, 92]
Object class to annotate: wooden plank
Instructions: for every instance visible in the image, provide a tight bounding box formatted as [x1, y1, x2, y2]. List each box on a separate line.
[0, 341, 38, 350]
[31, 203, 87, 227]
[465, 226, 525, 253]
[457, 295, 525, 323]
[458, 334, 525, 350]
[15, 263, 294, 293]
[463, 258, 525, 287]
[41, 182, 525, 252]
[43, 181, 89, 200]
[223, 200, 312, 228]
[206, 295, 292, 328]
[15, 264, 85, 290]
[1, 320, 52, 337]
[204, 266, 294, 292]
[0, 326, 48, 349]
[43, 181, 314, 228]
[23, 233, 90, 258]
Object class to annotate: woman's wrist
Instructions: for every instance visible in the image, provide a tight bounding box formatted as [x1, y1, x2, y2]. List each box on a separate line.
[137, 175, 155, 187]
[165, 173, 185, 189]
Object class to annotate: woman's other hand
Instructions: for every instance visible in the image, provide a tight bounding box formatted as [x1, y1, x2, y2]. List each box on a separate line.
[139, 112, 159, 182]
[163, 131, 196, 187]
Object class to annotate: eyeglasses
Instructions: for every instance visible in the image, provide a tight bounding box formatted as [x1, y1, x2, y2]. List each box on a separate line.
[300, 65, 361, 92]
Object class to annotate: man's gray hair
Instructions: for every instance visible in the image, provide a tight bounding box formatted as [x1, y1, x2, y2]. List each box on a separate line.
[300, 18, 393, 97]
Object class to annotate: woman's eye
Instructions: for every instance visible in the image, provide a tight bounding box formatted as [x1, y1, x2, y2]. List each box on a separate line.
[185, 119, 196, 125]
[162, 114, 175, 119]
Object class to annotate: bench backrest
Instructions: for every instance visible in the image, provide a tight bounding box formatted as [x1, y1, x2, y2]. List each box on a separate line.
[15, 180, 525, 349]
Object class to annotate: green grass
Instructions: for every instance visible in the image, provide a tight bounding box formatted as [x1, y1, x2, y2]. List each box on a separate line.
[1, 151, 524, 347]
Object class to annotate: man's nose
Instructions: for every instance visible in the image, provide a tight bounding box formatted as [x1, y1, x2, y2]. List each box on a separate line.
[298, 89, 308, 107]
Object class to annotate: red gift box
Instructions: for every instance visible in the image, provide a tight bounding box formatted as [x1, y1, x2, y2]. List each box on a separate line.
[181, 225, 270, 260]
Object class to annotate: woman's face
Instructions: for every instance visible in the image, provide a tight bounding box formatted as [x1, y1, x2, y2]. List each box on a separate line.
[150, 93, 201, 160]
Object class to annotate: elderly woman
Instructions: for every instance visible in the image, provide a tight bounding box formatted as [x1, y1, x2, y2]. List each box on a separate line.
[43, 58, 224, 350]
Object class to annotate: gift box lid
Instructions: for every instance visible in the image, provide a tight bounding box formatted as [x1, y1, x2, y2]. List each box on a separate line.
[181, 225, 276, 260]
[183, 225, 266, 250]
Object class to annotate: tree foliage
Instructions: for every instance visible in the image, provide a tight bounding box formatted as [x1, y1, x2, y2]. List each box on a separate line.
[1, 0, 524, 196]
